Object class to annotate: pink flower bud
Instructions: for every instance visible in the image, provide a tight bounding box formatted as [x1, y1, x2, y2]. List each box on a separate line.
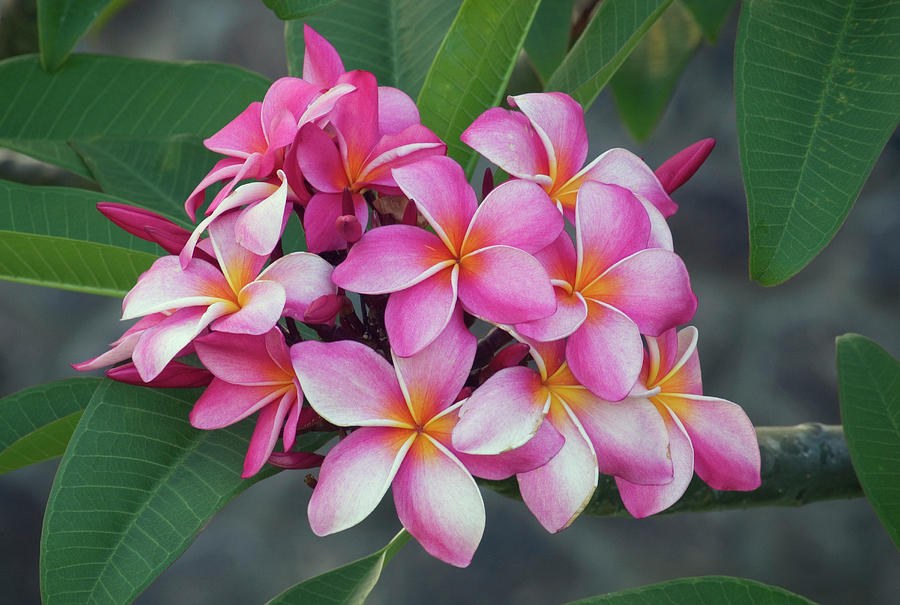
[97, 202, 192, 255]
[303, 293, 343, 325]
[267, 451, 325, 469]
[480, 342, 530, 382]
[335, 214, 363, 243]
[106, 361, 213, 388]
[654, 138, 715, 194]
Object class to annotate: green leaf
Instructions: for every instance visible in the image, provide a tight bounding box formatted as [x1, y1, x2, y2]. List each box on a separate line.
[40, 381, 278, 605]
[837, 333, 900, 550]
[566, 576, 814, 604]
[544, 0, 672, 109]
[610, 1, 703, 141]
[70, 134, 217, 218]
[37, 0, 113, 71]
[266, 529, 410, 605]
[417, 0, 543, 175]
[264, 0, 342, 20]
[0, 54, 269, 179]
[524, 0, 575, 84]
[682, 0, 735, 42]
[284, 0, 463, 98]
[736, 0, 900, 286]
[0, 377, 102, 474]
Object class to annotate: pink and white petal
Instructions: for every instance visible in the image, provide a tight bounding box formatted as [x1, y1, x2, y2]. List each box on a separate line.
[656, 326, 702, 395]
[517, 400, 597, 533]
[302, 24, 346, 88]
[576, 148, 678, 218]
[208, 212, 269, 293]
[566, 301, 643, 401]
[122, 256, 233, 320]
[333, 224, 452, 294]
[204, 102, 266, 158]
[584, 248, 697, 336]
[461, 179, 563, 255]
[261, 77, 319, 149]
[234, 176, 291, 256]
[391, 156, 478, 254]
[332, 71, 380, 179]
[377, 86, 421, 135]
[295, 122, 348, 193]
[72, 330, 142, 371]
[193, 329, 288, 386]
[211, 279, 285, 335]
[452, 365, 548, 455]
[616, 407, 694, 518]
[457, 245, 556, 324]
[359, 124, 445, 190]
[242, 391, 295, 478]
[654, 138, 715, 194]
[574, 181, 650, 286]
[639, 195, 674, 251]
[299, 82, 356, 126]
[515, 288, 587, 342]
[645, 328, 680, 387]
[662, 394, 761, 491]
[455, 418, 564, 480]
[309, 426, 415, 535]
[460, 107, 551, 185]
[185, 157, 243, 220]
[291, 339, 413, 427]
[393, 435, 485, 567]
[302, 192, 368, 253]
[190, 379, 287, 429]
[258, 251, 336, 320]
[534, 232, 578, 284]
[510, 92, 588, 185]
[392, 307, 475, 423]
[384, 266, 459, 358]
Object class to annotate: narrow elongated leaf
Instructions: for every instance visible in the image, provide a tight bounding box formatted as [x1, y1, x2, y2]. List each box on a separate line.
[0, 54, 269, 179]
[0, 377, 102, 474]
[37, 0, 113, 71]
[566, 576, 814, 604]
[267, 529, 410, 605]
[284, 0, 462, 98]
[736, 0, 900, 286]
[837, 334, 900, 549]
[264, 0, 342, 20]
[525, 0, 575, 84]
[544, 0, 672, 108]
[417, 0, 543, 175]
[40, 381, 278, 605]
[610, 1, 703, 141]
[682, 0, 735, 42]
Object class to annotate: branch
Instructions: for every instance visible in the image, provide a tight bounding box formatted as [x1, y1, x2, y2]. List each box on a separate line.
[480, 423, 862, 516]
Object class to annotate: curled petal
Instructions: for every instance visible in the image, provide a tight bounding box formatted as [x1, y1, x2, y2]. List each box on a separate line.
[208, 212, 269, 293]
[654, 326, 702, 395]
[184, 157, 243, 220]
[261, 77, 319, 149]
[360, 125, 446, 191]
[234, 175, 292, 256]
[204, 102, 266, 158]
[243, 391, 296, 478]
[460, 107, 551, 185]
[211, 279, 286, 335]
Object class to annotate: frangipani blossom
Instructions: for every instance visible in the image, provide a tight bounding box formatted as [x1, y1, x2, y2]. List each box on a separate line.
[615, 327, 761, 518]
[332, 155, 563, 357]
[122, 211, 335, 381]
[190, 329, 317, 478]
[516, 181, 696, 401]
[453, 337, 671, 533]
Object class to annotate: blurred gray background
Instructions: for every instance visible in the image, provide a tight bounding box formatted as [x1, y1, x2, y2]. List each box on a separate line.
[1, 1, 899, 603]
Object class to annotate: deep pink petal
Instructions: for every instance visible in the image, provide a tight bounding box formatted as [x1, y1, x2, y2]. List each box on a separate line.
[258, 251, 336, 320]
[515, 288, 587, 342]
[204, 102, 267, 158]
[302, 192, 368, 253]
[332, 71, 379, 180]
[190, 379, 288, 429]
[359, 124, 446, 191]
[393, 435, 484, 567]
[242, 391, 296, 478]
[184, 157, 243, 220]
[655, 138, 715, 194]
[302, 24, 345, 88]
[455, 418, 564, 480]
[460, 107, 551, 185]
[106, 361, 212, 388]
[261, 77, 319, 149]
[211, 279, 285, 335]
[122, 256, 233, 320]
[510, 92, 588, 185]
[576, 148, 678, 218]
[194, 329, 289, 386]
[377, 86, 420, 135]
[296, 122, 348, 193]
[97, 202, 190, 255]
[384, 266, 459, 357]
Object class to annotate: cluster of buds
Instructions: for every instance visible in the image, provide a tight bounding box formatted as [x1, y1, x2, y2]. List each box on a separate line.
[75, 26, 760, 567]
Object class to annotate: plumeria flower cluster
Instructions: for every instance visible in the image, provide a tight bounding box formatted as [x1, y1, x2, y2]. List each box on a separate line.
[74, 27, 759, 567]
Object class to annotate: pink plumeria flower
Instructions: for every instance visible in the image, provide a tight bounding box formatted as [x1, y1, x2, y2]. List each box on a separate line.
[453, 336, 671, 533]
[516, 181, 696, 401]
[190, 329, 318, 478]
[615, 327, 761, 518]
[332, 155, 563, 357]
[462, 92, 674, 248]
[122, 211, 335, 382]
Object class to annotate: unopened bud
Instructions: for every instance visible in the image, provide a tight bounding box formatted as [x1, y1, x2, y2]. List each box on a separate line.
[655, 138, 715, 194]
[267, 451, 325, 470]
[304, 294, 343, 325]
[97, 202, 192, 255]
[335, 214, 362, 243]
[106, 361, 213, 388]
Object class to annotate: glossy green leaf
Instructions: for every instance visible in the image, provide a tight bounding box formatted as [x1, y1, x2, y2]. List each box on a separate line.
[566, 576, 814, 604]
[37, 0, 113, 71]
[544, 0, 672, 108]
[267, 529, 410, 605]
[40, 381, 278, 605]
[682, 0, 735, 42]
[0, 377, 102, 474]
[0, 54, 269, 179]
[525, 0, 574, 84]
[736, 0, 900, 286]
[610, 1, 703, 141]
[284, 0, 462, 98]
[70, 134, 217, 219]
[264, 0, 342, 20]
[837, 333, 900, 550]
[417, 0, 543, 175]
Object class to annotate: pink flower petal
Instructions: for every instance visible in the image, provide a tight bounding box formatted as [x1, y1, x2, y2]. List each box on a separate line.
[295, 122, 348, 193]
[106, 361, 212, 388]
[190, 379, 288, 430]
[211, 279, 285, 335]
[302, 24, 345, 88]
[72, 329, 143, 372]
[194, 329, 289, 386]
[638, 195, 674, 251]
[208, 212, 269, 293]
[184, 157, 243, 220]
[377, 86, 421, 135]
[384, 266, 459, 357]
[261, 77, 319, 150]
[122, 256, 233, 320]
[242, 391, 296, 478]
[510, 92, 588, 186]
[534, 232, 577, 284]
[332, 70, 379, 181]
[455, 418, 564, 480]
[309, 426, 415, 534]
[515, 288, 587, 342]
[204, 102, 267, 158]
[655, 138, 715, 194]
[576, 148, 678, 218]
[654, 326, 702, 395]
[234, 175, 292, 256]
[359, 124, 446, 192]
[302, 191, 368, 253]
[393, 435, 485, 567]
[257, 251, 336, 321]
[528, 338, 568, 379]
[460, 107, 551, 185]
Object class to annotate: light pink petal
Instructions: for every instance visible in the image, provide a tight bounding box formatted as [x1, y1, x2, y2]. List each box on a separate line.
[577, 148, 678, 218]
[655, 326, 702, 395]
[298, 82, 356, 126]
[639, 195, 674, 251]
[234, 175, 291, 256]
[211, 279, 285, 335]
[204, 102, 267, 158]
[663, 394, 761, 491]
[358, 125, 446, 192]
[455, 418, 564, 480]
[261, 77, 319, 149]
[393, 435, 485, 567]
[122, 256, 233, 320]
[534, 231, 577, 284]
[189, 379, 287, 429]
[616, 407, 694, 518]
[567, 301, 643, 401]
[461, 179, 563, 255]
[655, 138, 715, 194]
[208, 212, 269, 292]
[295, 122, 348, 193]
[309, 426, 414, 534]
[585, 248, 697, 336]
[391, 156, 477, 254]
[72, 330, 142, 371]
[384, 266, 459, 358]
[302, 191, 368, 253]
[302, 24, 345, 88]
[392, 307, 475, 423]
[332, 224, 453, 294]
[193, 329, 288, 386]
[510, 92, 588, 186]
[291, 339, 413, 427]
[184, 157, 243, 220]
[460, 107, 551, 185]
[457, 245, 556, 324]
[517, 400, 597, 533]
[106, 361, 212, 388]
[377, 86, 420, 135]
[258, 251, 336, 320]
[452, 366, 548, 455]
[206, 152, 277, 217]
[332, 70, 379, 180]
[515, 288, 587, 342]
[242, 391, 295, 478]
